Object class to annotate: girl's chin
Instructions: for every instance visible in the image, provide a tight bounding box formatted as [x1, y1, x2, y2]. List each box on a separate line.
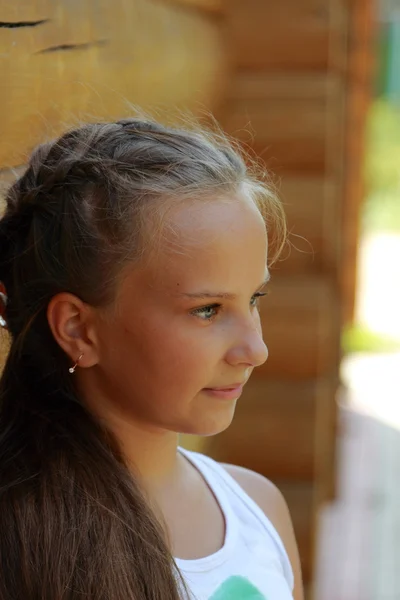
[179, 409, 237, 438]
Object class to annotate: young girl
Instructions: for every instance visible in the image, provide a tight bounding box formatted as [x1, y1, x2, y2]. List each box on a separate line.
[0, 118, 303, 600]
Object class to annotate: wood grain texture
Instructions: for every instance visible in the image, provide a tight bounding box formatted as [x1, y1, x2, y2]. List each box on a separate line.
[256, 275, 340, 379]
[279, 482, 316, 584]
[220, 71, 346, 177]
[0, 0, 226, 169]
[279, 177, 340, 273]
[226, 0, 333, 71]
[225, 72, 341, 101]
[341, 0, 375, 325]
[221, 96, 329, 175]
[154, 0, 223, 14]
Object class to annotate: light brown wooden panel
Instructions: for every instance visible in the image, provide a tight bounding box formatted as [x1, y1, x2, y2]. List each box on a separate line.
[227, 0, 332, 71]
[156, 0, 223, 14]
[254, 140, 326, 176]
[225, 72, 340, 102]
[206, 378, 337, 481]
[279, 177, 340, 273]
[256, 275, 340, 379]
[279, 482, 315, 584]
[223, 98, 326, 143]
[341, 0, 375, 325]
[221, 98, 327, 175]
[219, 72, 347, 176]
[0, 0, 225, 169]
[0, 0, 48, 21]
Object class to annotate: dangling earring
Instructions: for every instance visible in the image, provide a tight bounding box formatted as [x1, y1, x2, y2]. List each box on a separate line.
[0, 291, 7, 328]
[69, 352, 84, 374]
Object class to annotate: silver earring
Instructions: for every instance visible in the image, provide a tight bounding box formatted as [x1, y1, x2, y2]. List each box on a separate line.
[0, 292, 7, 328]
[69, 353, 84, 374]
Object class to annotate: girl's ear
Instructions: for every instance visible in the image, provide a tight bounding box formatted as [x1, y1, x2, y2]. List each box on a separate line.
[47, 292, 100, 368]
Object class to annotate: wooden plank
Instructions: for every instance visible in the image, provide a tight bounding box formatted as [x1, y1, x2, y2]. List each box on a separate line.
[253, 140, 326, 176]
[315, 378, 340, 503]
[225, 72, 341, 101]
[227, 0, 332, 71]
[155, 0, 224, 15]
[328, 0, 349, 73]
[221, 73, 346, 176]
[279, 482, 316, 585]
[221, 97, 329, 175]
[256, 275, 340, 379]
[0, 0, 226, 169]
[223, 98, 327, 141]
[206, 378, 337, 481]
[278, 177, 340, 272]
[341, 0, 375, 325]
[0, 0, 49, 21]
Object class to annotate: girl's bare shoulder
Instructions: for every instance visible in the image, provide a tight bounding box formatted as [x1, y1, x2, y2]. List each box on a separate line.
[221, 463, 304, 600]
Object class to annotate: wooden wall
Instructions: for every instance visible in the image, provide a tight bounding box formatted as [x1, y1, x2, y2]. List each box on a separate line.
[0, 0, 225, 169]
[342, 0, 376, 326]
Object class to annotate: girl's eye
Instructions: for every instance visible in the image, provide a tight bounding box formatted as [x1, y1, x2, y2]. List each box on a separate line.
[250, 291, 268, 307]
[191, 304, 220, 321]
[191, 291, 268, 322]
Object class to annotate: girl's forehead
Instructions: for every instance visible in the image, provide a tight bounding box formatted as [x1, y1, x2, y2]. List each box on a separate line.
[164, 194, 263, 238]
[137, 198, 268, 291]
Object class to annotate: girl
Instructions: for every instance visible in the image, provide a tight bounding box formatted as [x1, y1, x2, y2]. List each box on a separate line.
[0, 118, 303, 600]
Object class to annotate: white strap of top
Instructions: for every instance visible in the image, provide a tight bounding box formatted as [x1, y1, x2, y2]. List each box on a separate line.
[179, 447, 295, 592]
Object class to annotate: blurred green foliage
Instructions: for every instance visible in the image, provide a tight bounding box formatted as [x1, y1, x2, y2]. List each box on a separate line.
[341, 100, 400, 354]
[342, 323, 400, 355]
[363, 99, 400, 233]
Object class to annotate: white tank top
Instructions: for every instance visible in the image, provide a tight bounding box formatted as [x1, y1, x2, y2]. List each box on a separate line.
[175, 447, 294, 600]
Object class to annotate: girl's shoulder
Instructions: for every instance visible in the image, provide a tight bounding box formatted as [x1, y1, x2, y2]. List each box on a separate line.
[220, 463, 303, 600]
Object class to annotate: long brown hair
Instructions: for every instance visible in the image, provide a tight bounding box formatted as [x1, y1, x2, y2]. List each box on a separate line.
[0, 117, 286, 599]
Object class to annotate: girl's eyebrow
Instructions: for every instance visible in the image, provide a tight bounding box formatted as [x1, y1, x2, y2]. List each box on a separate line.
[177, 271, 271, 300]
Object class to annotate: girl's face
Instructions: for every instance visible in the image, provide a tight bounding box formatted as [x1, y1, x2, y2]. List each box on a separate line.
[91, 194, 269, 436]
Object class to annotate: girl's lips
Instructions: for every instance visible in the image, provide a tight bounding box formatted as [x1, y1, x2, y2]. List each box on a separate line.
[207, 382, 244, 390]
[202, 385, 244, 400]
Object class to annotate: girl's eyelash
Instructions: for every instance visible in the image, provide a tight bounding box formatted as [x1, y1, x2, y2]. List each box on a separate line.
[254, 291, 268, 300]
[191, 290, 269, 321]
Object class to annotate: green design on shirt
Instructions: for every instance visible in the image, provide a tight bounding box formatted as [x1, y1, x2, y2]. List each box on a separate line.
[209, 576, 267, 599]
